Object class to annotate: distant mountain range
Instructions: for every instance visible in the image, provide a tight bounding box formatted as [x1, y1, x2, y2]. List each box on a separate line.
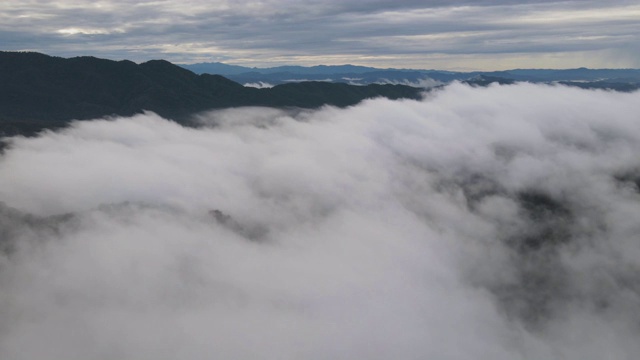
[2, 51, 639, 138]
[0, 52, 422, 136]
[182, 62, 640, 89]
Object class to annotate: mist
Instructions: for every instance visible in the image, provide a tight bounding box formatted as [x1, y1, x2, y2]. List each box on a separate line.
[376, 77, 443, 88]
[1, 83, 639, 359]
[243, 81, 275, 88]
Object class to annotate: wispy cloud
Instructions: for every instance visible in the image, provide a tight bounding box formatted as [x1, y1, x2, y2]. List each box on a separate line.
[243, 81, 274, 88]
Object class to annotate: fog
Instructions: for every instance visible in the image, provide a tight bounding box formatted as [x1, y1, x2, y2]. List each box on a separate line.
[376, 77, 443, 88]
[243, 81, 275, 88]
[0, 83, 639, 359]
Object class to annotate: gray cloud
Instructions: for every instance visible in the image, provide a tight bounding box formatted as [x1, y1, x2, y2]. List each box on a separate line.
[1, 84, 640, 358]
[0, 0, 638, 69]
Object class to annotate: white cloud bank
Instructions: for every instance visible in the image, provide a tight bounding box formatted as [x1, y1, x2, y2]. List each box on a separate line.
[1, 83, 640, 359]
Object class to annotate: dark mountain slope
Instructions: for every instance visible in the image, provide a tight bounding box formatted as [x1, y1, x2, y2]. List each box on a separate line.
[255, 81, 420, 108]
[0, 52, 422, 136]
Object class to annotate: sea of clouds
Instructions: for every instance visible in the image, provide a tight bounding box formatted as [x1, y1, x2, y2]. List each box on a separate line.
[0, 82, 639, 359]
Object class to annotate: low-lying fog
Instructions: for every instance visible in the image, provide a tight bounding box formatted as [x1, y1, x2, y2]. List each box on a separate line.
[1, 83, 639, 359]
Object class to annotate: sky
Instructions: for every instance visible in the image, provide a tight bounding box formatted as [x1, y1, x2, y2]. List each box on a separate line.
[1, 0, 639, 70]
[1, 83, 640, 358]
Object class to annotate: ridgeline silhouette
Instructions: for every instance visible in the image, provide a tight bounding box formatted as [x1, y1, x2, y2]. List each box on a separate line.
[0, 52, 422, 136]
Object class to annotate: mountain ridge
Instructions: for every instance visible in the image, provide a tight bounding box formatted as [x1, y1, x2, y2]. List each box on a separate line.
[181, 62, 640, 87]
[0, 52, 422, 136]
[182, 61, 640, 76]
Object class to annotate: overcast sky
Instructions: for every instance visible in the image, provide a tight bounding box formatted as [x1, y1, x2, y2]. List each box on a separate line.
[1, 0, 639, 70]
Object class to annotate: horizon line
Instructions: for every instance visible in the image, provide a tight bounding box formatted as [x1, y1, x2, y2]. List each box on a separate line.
[3, 50, 640, 73]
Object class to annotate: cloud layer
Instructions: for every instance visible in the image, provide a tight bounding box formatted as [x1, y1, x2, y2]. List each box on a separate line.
[1, 1, 639, 69]
[1, 83, 640, 359]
